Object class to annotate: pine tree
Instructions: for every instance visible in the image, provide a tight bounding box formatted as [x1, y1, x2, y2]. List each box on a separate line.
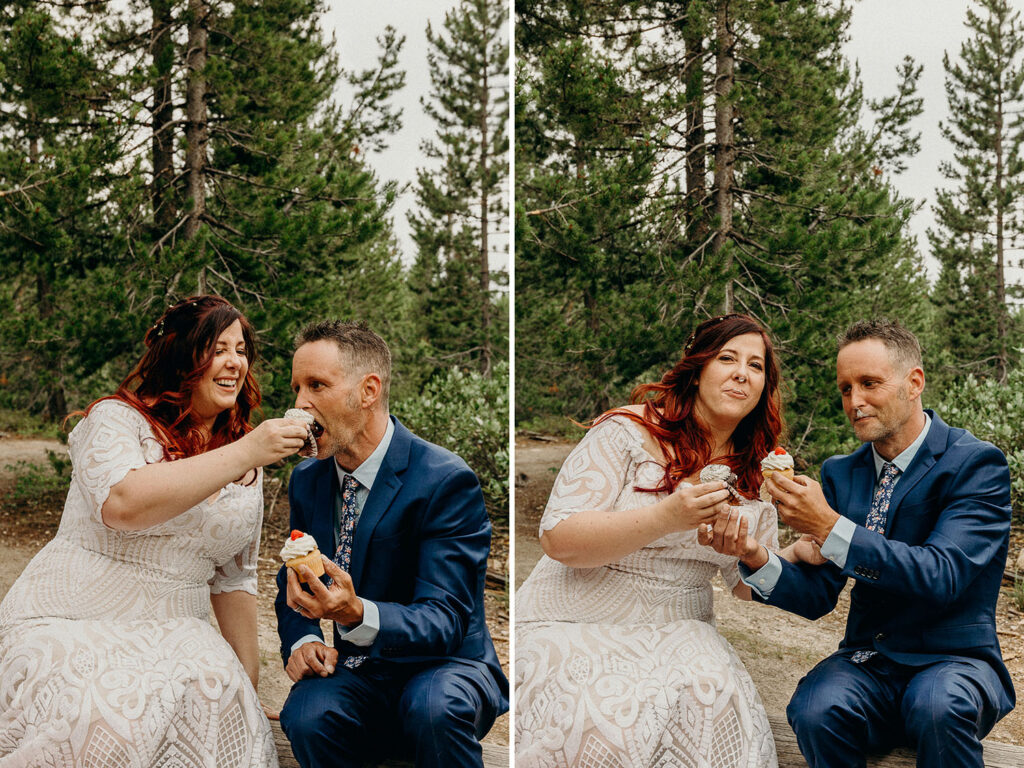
[515, 0, 930, 465]
[0, 0, 409, 416]
[929, 0, 1024, 384]
[0, 1, 130, 419]
[408, 0, 509, 377]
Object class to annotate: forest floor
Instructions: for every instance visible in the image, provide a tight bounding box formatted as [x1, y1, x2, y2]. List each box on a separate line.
[514, 433, 1024, 747]
[0, 434, 509, 747]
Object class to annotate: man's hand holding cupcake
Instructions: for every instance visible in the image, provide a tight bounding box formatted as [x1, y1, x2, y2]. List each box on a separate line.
[763, 462, 841, 544]
[284, 548, 364, 626]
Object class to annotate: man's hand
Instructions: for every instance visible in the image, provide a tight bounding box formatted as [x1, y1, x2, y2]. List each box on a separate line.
[792, 534, 827, 565]
[765, 473, 840, 542]
[286, 556, 364, 627]
[285, 641, 339, 682]
[699, 508, 768, 571]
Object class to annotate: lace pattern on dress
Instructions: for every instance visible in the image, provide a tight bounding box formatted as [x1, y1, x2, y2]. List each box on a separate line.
[0, 400, 276, 766]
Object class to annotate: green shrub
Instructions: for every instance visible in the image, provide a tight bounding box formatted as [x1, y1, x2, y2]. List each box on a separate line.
[0, 409, 66, 440]
[932, 370, 1024, 516]
[394, 363, 509, 528]
[4, 450, 72, 509]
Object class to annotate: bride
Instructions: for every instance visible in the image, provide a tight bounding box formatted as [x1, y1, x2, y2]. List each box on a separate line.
[515, 313, 821, 768]
[0, 296, 309, 767]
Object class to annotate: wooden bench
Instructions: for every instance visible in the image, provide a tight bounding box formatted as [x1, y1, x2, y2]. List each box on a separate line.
[270, 720, 509, 767]
[768, 713, 1024, 767]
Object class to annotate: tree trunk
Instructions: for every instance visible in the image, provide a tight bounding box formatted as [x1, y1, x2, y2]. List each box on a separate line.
[478, 6, 492, 377]
[683, 7, 707, 247]
[994, 88, 1008, 384]
[184, 0, 208, 242]
[151, 0, 177, 247]
[583, 283, 609, 414]
[713, 0, 735, 314]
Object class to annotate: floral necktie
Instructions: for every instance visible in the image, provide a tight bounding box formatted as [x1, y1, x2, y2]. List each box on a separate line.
[333, 474, 367, 669]
[865, 462, 900, 533]
[334, 474, 361, 573]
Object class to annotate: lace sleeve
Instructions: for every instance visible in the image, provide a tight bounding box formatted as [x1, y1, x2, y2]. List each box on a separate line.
[540, 417, 646, 534]
[68, 400, 165, 525]
[752, 499, 780, 551]
[209, 471, 263, 596]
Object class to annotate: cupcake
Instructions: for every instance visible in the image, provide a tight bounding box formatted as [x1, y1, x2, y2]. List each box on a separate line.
[699, 464, 744, 504]
[700, 464, 758, 530]
[759, 447, 795, 501]
[285, 408, 319, 458]
[280, 530, 325, 582]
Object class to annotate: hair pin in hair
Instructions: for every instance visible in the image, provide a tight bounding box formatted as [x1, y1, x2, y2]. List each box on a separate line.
[684, 315, 731, 354]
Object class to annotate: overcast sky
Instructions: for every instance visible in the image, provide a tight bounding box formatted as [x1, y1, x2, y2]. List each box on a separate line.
[322, 0, 509, 273]
[322, 1, 1021, 284]
[846, 0, 1024, 283]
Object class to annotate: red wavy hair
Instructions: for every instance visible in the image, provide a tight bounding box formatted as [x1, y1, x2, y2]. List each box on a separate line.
[79, 295, 261, 460]
[595, 313, 785, 498]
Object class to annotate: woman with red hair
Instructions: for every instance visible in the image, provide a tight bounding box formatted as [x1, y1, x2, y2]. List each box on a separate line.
[515, 313, 818, 768]
[0, 296, 307, 767]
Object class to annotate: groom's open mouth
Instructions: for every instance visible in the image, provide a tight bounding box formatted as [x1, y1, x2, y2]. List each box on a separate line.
[310, 420, 324, 439]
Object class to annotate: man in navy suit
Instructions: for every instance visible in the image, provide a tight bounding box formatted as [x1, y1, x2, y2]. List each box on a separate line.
[274, 321, 508, 768]
[707, 320, 1014, 768]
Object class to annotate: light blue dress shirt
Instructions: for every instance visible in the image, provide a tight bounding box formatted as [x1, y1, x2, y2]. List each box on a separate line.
[291, 418, 395, 654]
[742, 412, 932, 599]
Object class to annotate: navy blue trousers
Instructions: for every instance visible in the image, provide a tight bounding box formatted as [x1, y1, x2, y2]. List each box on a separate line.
[787, 651, 1005, 768]
[280, 660, 499, 768]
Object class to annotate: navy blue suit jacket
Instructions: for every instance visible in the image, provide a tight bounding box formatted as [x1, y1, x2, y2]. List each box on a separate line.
[763, 411, 1015, 713]
[274, 416, 508, 713]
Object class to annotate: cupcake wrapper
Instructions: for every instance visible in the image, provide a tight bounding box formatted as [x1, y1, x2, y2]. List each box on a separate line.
[286, 550, 325, 582]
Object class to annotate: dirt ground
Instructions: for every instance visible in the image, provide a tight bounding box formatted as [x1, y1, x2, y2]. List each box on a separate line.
[513, 433, 1024, 747]
[0, 434, 509, 748]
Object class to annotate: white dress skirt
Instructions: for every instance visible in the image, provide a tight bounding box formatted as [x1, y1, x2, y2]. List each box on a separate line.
[0, 400, 277, 767]
[515, 416, 778, 768]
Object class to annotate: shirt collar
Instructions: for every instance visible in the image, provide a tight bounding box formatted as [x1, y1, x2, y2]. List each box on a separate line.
[872, 411, 931, 477]
[334, 416, 394, 491]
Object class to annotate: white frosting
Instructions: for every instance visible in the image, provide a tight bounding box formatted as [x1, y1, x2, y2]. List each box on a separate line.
[280, 532, 318, 562]
[284, 409, 318, 458]
[761, 450, 793, 472]
[699, 464, 736, 484]
[284, 408, 314, 426]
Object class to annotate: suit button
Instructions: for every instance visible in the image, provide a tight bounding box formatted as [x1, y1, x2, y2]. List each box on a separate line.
[875, 633, 886, 641]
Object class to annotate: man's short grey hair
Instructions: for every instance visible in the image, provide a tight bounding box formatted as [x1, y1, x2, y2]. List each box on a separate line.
[295, 321, 391, 407]
[838, 319, 923, 373]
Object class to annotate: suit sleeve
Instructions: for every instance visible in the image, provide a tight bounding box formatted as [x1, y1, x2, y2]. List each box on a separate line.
[274, 470, 325, 664]
[758, 458, 849, 619]
[839, 443, 1010, 608]
[370, 465, 490, 659]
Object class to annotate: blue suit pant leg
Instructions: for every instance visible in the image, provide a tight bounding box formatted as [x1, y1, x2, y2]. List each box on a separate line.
[900, 660, 1003, 768]
[787, 652, 907, 768]
[397, 661, 499, 768]
[280, 667, 391, 768]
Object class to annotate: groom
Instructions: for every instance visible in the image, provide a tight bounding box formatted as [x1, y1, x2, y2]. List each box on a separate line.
[273, 320, 508, 768]
[709, 319, 1014, 767]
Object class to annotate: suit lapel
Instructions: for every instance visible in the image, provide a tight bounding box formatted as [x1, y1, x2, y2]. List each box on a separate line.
[885, 411, 948, 532]
[848, 448, 876, 526]
[349, 417, 412, 590]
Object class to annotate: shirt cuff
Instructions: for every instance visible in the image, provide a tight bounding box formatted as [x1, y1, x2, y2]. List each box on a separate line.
[338, 598, 379, 647]
[739, 550, 782, 599]
[290, 633, 324, 656]
[820, 515, 856, 569]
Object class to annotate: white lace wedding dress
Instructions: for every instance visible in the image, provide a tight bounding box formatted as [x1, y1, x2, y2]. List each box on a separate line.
[0, 400, 277, 767]
[515, 416, 778, 768]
